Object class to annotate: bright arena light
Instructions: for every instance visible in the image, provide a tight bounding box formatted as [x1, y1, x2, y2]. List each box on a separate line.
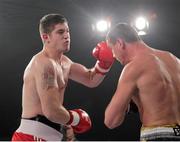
[135, 17, 148, 30]
[132, 16, 149, 36]
[96, 20, 109, 32]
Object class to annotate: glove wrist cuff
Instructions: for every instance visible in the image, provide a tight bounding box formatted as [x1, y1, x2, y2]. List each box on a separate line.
[95, 61, 110, 75]
[67, 110, 80, 126]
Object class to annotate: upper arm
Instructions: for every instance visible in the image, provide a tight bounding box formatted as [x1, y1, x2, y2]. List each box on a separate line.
[35, 59, 58, 94]
[114, 64, 138, 111]
[105, 63, 139, 127]
[34, 59, 60, 113]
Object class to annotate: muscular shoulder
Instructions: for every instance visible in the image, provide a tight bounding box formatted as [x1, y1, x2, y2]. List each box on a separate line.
[61, 55, 74, 70]
[23, 53, 46, 81]
[125, 53, 149, 74]
[35, 54, 56, 75]
[134, 52, 159, 70]
[61, 55, 73, 64]
[160, 51, 180, 65]
[121, 53, 155, 81]
[26, 53, 55, 77]
[121, 60, 141, 82]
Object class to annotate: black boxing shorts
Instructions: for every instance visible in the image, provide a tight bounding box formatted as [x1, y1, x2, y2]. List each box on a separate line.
[140, 124, 180, 141]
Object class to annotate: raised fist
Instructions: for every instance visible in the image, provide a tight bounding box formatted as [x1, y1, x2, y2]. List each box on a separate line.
[92, 41, 114, 75]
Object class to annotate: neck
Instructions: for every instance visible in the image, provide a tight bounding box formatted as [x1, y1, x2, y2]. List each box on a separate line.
[43, 44, 63, 61]
[125, 41, 149, 64]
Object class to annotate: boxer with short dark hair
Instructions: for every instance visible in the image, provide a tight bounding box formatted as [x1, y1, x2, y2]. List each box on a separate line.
[104, 23, 180, 141]
[11, 13, 114, 141]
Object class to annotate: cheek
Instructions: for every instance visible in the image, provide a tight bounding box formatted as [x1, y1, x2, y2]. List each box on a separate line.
[111, 48, 116, 58]
[55, 36, 62, 43]
[113, 48, 119, 56]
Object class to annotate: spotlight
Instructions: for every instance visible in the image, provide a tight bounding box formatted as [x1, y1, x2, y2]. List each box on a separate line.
[132, 16, 149, 36]
[92, 18, 111, 36]
[96, 20, 110, 32]
[135, 17, 149, 30]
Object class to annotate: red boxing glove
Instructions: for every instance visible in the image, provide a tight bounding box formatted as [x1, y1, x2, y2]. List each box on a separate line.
[92, 41, 114, 75]
[66, 109, 92, 134]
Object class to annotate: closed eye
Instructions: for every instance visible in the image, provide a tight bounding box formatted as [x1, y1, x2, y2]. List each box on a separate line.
[56, 29, 69, 35]
[57, 30, 65, 35]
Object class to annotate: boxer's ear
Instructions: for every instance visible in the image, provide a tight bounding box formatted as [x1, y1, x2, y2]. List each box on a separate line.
[117, 38, 125, 49]
[42, 34, 48, 40]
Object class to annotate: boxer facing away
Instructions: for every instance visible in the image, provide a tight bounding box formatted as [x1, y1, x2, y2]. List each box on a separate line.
[11, 14, 114, 141]
[104, 23, 180, 141]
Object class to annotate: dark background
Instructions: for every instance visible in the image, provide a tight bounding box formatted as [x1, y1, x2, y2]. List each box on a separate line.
[0, 0, 180, 140]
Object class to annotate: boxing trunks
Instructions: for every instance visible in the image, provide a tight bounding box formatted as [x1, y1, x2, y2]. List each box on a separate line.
[140, 124, 180, 141]
[12, 115, 64, 141]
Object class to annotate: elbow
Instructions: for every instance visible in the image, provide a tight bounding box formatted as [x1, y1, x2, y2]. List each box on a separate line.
[85, 82, 100, 88]
[104, 118, 122, 129]
[43, 109, 53, 120]
[87, 84, 99, 88]
[104, 112, 124, 129]
[104, 119, 115, 129]
[42, 106, 55, 121]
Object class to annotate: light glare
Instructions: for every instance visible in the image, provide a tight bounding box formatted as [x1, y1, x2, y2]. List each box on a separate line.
[96, 20, 109, 32]
[135, 17, 148, 30]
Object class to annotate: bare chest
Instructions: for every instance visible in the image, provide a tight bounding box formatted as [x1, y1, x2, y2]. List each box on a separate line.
[55, 62, 70, 89]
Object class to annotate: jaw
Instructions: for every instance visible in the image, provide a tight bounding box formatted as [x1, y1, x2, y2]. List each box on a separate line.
[118, 57, 128, 66]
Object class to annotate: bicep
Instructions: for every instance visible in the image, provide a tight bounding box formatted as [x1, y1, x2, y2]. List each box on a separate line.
[35, 63, 58, 94]
[35, 62, 59, 108]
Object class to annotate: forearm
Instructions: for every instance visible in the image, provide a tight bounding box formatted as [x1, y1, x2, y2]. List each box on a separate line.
[43, 103, 70, 125]
[70, 41, 114, 87]
[104, 98, 127, 129]
[40, 89, 92, 134]
[44, 104, 92, 134]
[69, 63, 106, 88]
[104, 108, 125, 129]
[40, 88, 71, 125]
[83, 67, 106, 88]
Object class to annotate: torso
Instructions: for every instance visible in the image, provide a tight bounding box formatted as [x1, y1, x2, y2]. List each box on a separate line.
[22, 52, 72, 118]
[132, 49, 180, 126]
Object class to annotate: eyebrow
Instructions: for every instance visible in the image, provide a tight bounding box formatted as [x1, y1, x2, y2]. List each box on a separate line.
[56, 28, 69, 32]
[56, 29, 65, 32]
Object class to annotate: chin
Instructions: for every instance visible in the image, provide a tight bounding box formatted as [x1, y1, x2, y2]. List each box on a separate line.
[63, 47, 70, 53]
[118, 59, 124, 65]
[116, 57, 120, 62]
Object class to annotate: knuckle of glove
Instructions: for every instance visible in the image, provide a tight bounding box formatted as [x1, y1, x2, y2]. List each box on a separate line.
[100, 49, 113, 62]
[92, 46, 100, 58]
[98, 41, 106, 47]
[73, 109, 92, 134]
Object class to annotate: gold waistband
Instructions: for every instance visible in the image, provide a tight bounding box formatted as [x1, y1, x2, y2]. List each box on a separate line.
[141, 123, 179, 131]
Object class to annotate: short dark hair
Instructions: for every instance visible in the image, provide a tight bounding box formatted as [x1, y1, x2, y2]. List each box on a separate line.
[39, 13, 68, 34]
[106, 23, 141, 44]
